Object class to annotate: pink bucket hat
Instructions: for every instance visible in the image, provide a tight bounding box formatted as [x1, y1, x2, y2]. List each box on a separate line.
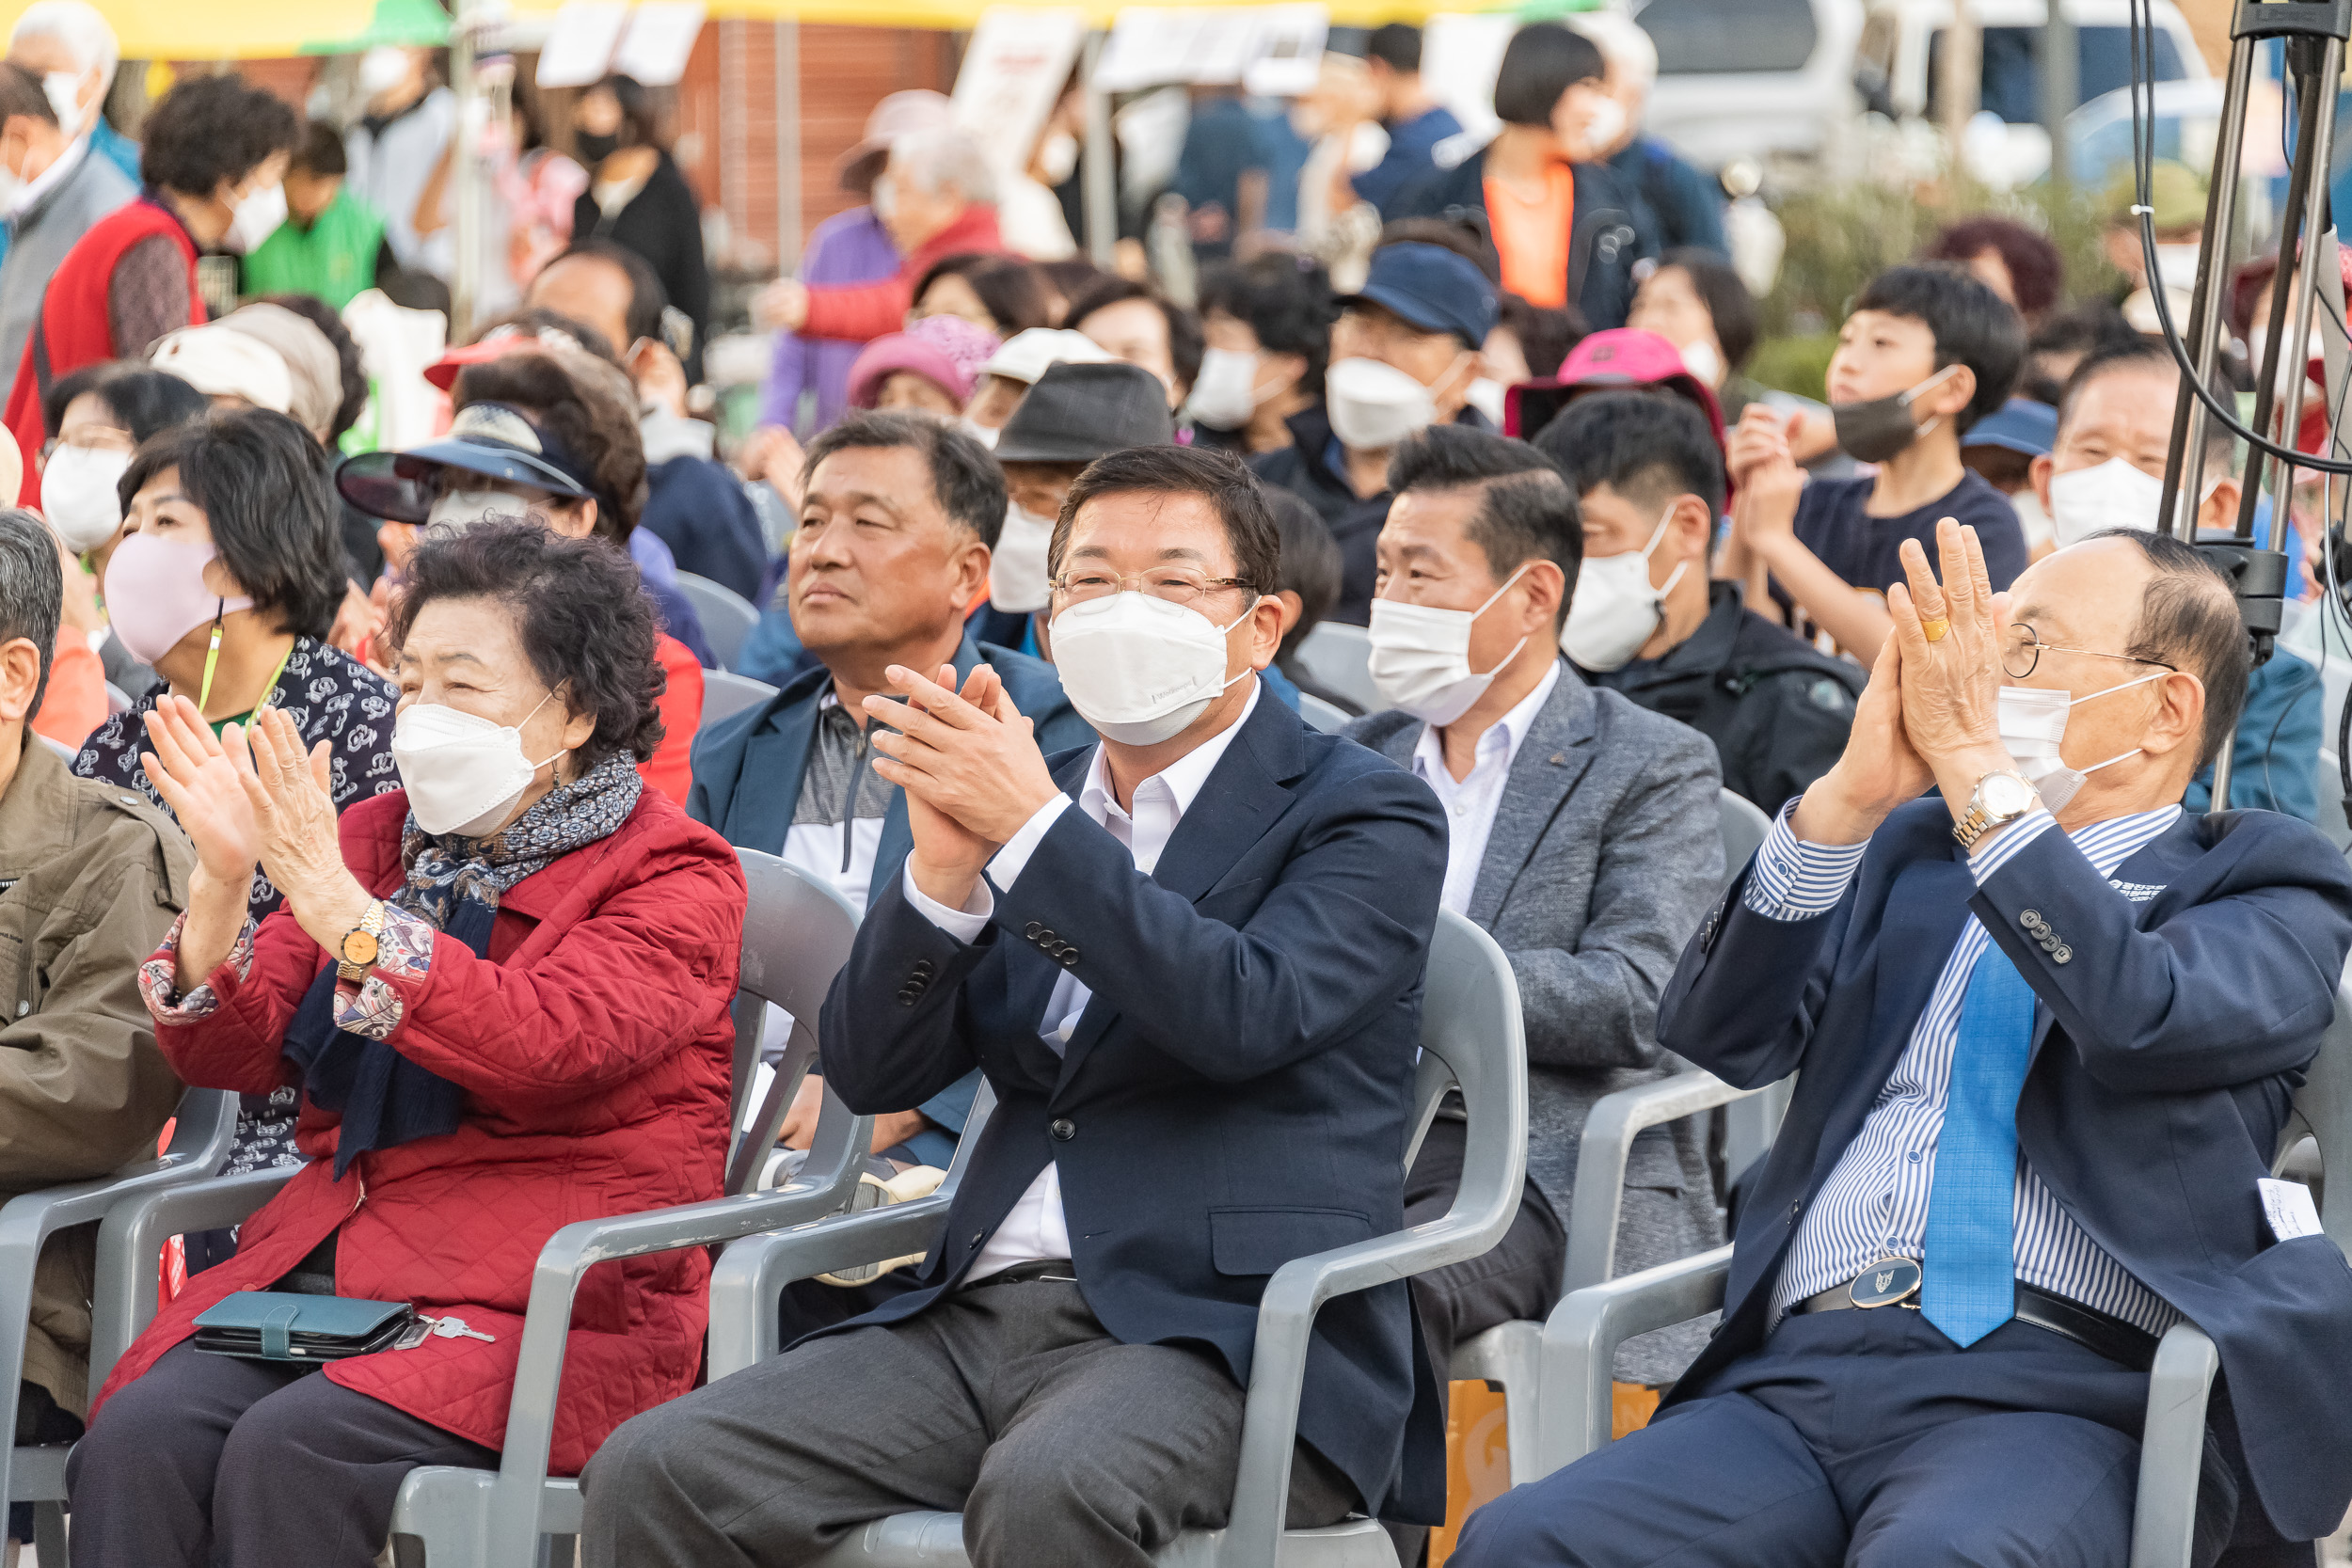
[846, 315, 1004, 409]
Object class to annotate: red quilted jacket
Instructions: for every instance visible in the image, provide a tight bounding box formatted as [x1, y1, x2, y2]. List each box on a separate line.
[91, 786, 744, 1474]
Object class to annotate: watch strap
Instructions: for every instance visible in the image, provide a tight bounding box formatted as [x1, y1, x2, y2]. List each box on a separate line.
[1952, 773, 2035, 852]
[337, 900, 387, 982]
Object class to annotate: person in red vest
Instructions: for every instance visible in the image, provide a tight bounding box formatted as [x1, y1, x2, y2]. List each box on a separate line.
[751, 123, 1004, 347]
[5, 73, 296, 507]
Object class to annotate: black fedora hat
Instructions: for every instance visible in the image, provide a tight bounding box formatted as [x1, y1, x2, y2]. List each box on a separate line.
[993, 361, 1175, 465]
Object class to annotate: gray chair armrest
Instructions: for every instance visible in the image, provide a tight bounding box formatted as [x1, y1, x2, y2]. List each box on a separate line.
[477, 1094, 875, 1566]
[2128, 1323, 2221, 1568]
[1565, 1071, 1761, 1293]
[706, 1197, 954, 1380]
[1534, 1244, 1732, 1480]
[88, 1165, 299, 1389]
[1221, 1195, 1520, 1557]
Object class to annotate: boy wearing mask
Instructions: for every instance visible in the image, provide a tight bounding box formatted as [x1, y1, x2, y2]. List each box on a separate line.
[1725, 264, 2027, 661]
[1250, 241, 1497, 624]
[1537, 392, 1861, 817]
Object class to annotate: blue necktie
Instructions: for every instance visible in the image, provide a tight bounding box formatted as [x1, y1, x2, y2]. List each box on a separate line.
[1918, 935, 2038, 1347]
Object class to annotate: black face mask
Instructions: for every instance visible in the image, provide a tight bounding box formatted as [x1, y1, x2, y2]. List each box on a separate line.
[1829, 366, 1961, 465]
[576, 131, 622, 165]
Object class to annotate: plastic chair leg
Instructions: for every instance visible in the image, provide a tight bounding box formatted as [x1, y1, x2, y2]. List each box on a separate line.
[30, 1501, 65, 1567]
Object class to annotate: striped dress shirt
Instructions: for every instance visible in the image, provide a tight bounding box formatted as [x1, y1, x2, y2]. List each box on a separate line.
[1749, 799, 2185, 1334]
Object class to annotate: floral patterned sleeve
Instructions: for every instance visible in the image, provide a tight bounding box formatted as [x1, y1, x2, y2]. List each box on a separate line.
[329, 901, 436, 1040]
[138, 911, 260, 1022]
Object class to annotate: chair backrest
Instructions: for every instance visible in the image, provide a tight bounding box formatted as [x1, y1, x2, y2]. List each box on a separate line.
[1296, 692, 1352, 735]
[103, 682, 133, 716]
[2280, 972, 2352, 1257]
[1408, 909, 1530, 1214]
[676, 573, 762, 673]
[1717, 788, 1772, 895]
[700, 669, 782, 732]
[1294, 621, 1379, 714]
[36, 733, 74, 764]
[724, 850, 862, 1196]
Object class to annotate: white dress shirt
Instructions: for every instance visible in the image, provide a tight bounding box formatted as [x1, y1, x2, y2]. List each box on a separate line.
[1407, 662, 1560, 916]
[1752, 798, 2185, 1332]
[907, 682, 1263, 1279]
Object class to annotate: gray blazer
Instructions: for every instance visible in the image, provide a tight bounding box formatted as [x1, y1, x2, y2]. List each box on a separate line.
[1354, 664, 1725, 1382]
[0, 143, 135, 392]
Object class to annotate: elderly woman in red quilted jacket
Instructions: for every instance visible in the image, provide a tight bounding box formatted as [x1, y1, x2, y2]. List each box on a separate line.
[65, 520, 744, 1568]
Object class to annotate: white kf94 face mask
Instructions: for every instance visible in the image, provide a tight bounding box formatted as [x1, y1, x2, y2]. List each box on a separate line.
[1995, 670, 2169, 813]
[1367, 563, 1532, 726]
[1047, 591, 1256, 746]
[390, 692, 568, 837]
[1562, 506, 1689, 673]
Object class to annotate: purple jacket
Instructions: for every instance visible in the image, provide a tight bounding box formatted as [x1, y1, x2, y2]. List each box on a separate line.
[759, 206, 900, 434]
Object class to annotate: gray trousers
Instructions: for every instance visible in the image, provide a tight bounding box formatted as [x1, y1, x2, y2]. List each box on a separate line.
[580, 1277, 1358, 1568]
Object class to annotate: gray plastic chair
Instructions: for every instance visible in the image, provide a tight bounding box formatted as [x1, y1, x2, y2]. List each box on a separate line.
[1295, 623, 1379, 715]
[88, 851, 873, 1568]
[700, 669, 782, 733]
[1445, 787, 1788, 1485]
[1528, 976, 2352, 1567]
[703, 908, 1531, 1568]
[0, 1087, 238, 1562]
[675, 573, 762, 673]
[1297, 693, 1353, 735]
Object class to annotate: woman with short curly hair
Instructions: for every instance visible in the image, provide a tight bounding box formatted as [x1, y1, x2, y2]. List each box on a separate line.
[67, 517, 744, 1568]
[4, 72, 300, 486]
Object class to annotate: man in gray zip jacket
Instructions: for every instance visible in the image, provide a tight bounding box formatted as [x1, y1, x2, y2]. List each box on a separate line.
[0, 59, 131, 390]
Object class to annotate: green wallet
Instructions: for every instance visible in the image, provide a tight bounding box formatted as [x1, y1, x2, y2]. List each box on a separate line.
[190, 1291, 416, 1361]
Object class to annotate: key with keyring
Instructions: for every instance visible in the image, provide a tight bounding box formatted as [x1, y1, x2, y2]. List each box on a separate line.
[428, 1315, 497, 1343]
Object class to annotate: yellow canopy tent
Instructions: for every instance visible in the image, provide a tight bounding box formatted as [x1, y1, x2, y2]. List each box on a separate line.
[502, 0, 1528, 22]
[0, 0, 381, 58]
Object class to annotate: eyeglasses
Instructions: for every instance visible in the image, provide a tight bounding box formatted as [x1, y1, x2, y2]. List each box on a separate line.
[1048, 570, 1257, 608]
[2001, 624, 2178, 681]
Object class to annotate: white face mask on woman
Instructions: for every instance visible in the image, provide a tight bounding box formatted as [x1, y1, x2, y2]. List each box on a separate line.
[41, 444, 130, 553]
[390, 692, 568, 837]
[1995, 671, 2169, 812]
[222, 181, 288, 255]
[990, 503, 1056, 614]
[1187, 348, 1268, 431]
[1366, 562, 1531, 726]
[1046, 591, 1255, 746]
[1562, 507, 1687, 673]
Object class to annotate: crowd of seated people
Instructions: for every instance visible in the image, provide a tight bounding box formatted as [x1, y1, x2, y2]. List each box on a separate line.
[10, 61, 2352, 1566]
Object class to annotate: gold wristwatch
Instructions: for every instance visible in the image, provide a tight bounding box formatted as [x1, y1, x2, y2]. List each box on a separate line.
[337, 900, 388, 982]
[1951, 770, 2038, 852]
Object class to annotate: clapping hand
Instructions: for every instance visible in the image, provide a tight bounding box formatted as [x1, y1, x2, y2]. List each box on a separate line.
[140, 696, 264, 892]
[1886, 518, 2014, 810]
[239, 706, 369, 940]
[866, 663, 1061, 910]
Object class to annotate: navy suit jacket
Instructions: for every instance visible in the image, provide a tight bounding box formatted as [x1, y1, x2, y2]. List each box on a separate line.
[687, 631, 1094, 1144]
[1660, 799, 2352, 1540]
[816, 690, 1452, 1522]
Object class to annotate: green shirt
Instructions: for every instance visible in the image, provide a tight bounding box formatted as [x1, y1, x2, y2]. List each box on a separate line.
[240, 188, 387, 310]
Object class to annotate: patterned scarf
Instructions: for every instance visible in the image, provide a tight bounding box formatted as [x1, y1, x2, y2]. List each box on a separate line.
[397, 750, 644, 927]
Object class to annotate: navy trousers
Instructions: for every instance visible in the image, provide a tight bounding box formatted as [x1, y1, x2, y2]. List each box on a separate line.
[1452, 1306, 2250, 1568]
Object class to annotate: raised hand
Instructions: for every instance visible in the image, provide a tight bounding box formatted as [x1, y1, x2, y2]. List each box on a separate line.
[239, 706, 361, 938]
[1886, 519, 2009, 774]
[140, 696, 262, 889]
[868, 663, 1051, 911]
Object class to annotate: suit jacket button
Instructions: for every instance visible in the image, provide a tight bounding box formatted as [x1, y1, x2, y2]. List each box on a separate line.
[1024, 923, 1043, 941]
[914, 958, 935, 977]
[2020, 909, 2042, 928]
[2052, 945, 2072, 963]
[1051, 1118, 1076, 1141]
[1059, 949, 1080, 968]
[971, 1231, 986, 1247]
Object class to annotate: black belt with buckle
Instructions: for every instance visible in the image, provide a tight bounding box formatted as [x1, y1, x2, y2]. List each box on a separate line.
[1799, 1271, 2158, 1371]
[963, 1259, 1077, 1289]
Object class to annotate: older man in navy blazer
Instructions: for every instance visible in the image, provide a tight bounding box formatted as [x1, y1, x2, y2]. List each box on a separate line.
[688, 409, 1093, 1169]
[1455, 520, 2352, 1568]
[585, 445, 1451, 1567]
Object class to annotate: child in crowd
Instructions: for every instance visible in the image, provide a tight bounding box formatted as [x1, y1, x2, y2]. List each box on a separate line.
[1724, 262, 2026, 661]
[239, 120, 388, 311]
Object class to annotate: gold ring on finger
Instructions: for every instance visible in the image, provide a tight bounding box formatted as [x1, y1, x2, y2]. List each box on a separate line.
[1921, 617, 1951, 643]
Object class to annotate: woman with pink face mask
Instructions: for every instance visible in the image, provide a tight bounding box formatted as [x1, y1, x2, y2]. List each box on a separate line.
[75, 406, 401, 930]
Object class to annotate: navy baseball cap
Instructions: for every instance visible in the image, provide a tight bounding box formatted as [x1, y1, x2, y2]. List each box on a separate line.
[1339, 243, 1499, 348]
[335, 403, 600, 525]
[1962, 396, 2058, 459]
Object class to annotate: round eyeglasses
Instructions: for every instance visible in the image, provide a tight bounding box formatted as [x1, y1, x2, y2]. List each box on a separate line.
[2001, 624, 2178, 681]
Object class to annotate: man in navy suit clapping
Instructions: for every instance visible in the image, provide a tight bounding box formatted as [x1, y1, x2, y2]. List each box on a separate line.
[1456, 519, 2352, 1568]
[585, 445, 1452, 1567]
